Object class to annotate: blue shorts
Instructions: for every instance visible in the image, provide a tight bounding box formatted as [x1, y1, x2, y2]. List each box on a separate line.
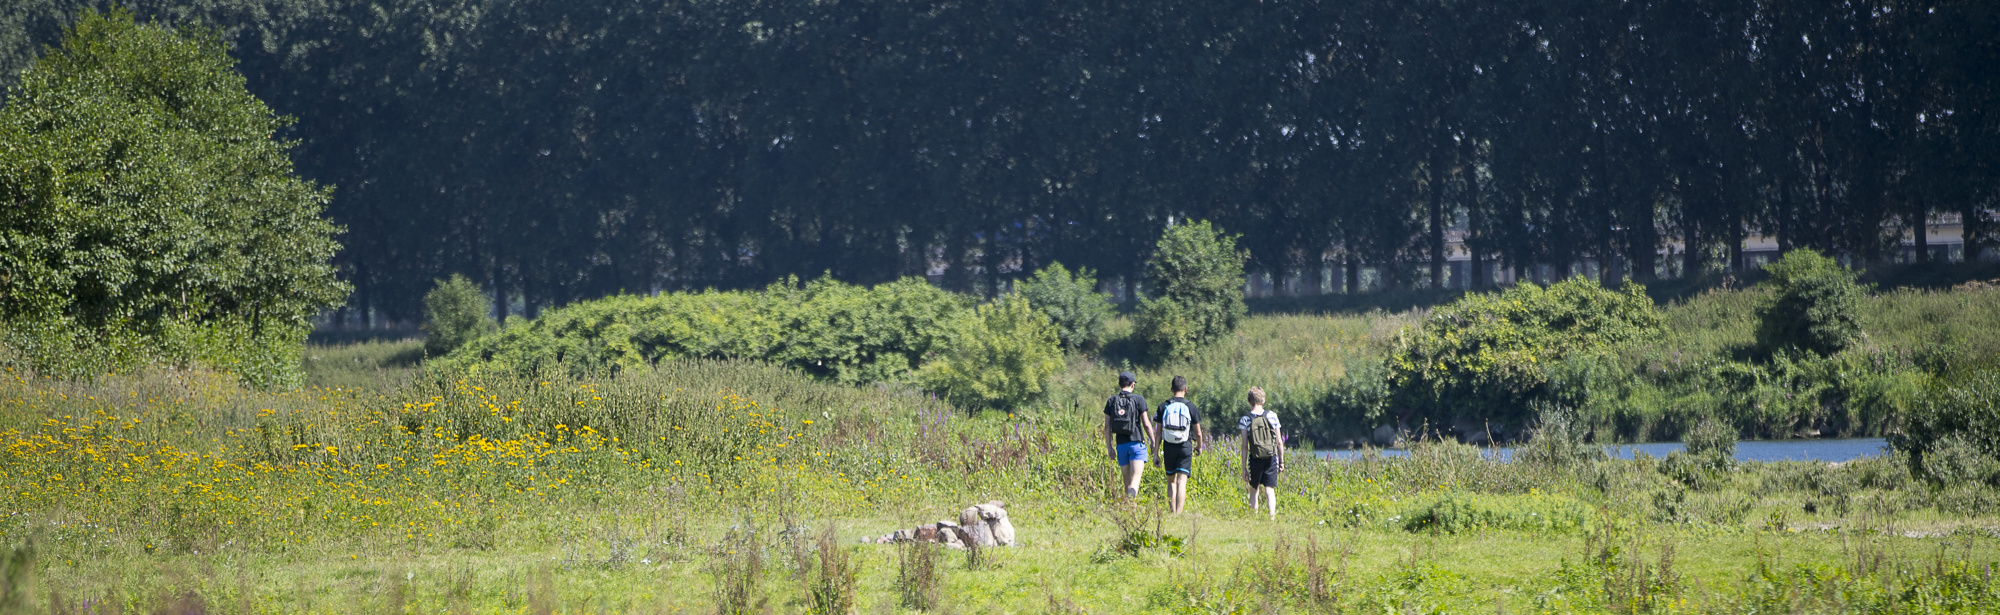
[1114, 441, 1148, 465]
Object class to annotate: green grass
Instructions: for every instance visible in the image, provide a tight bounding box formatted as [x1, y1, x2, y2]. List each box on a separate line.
[7, 352, 2000, 613]
[1642, 283, 2000, 363]
[8, 288, 2000, 612]
[301, 338, 425, 390]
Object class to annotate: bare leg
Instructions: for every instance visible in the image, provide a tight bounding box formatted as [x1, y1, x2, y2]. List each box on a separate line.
[1261, 486, 1277, 519]
[1123, 461, 1145, 496]
[1169, 473, 1189, 513]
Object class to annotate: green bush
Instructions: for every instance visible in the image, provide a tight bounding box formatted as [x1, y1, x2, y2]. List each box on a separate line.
[1658, 451, 1725, 491]
[1515, 405, 1607, 470]
[1893, 369, 2000, 485]
[0, 316, 307, 388]
[1385, 276, 1662, 430]
[1135, 220, 1248, 363]
[423, 275, 497, 357]
[1755, 249, 1864, 357]
[1401, 491, 1593, 534]
[0, 10, 347, 385]
[916, 295, 1065, 411]
[1014, 263, 1115, 352]
[1682, 418, 1736, 470]
[437, 276, 966, 383]
[1590, 345, 1922, 441]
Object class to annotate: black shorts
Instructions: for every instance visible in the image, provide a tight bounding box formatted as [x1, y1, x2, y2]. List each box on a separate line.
[1162, 445, 1194, 475]
[1247, 456, 1279, 487]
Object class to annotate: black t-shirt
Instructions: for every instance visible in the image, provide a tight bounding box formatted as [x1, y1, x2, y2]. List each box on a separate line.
[1103, 391, 1148, 444]
[1154, 396, 1201, 453]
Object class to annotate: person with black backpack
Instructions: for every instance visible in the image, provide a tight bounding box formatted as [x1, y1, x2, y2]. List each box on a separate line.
[1237, 386, 1284, 520]
[1152, 375, 1205, 514]
[1104, 371, 1155, 498]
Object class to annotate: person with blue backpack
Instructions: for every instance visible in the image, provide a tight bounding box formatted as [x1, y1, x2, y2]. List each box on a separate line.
[1104, 371, 1155, 499]
[1152, 375, 1205, 514]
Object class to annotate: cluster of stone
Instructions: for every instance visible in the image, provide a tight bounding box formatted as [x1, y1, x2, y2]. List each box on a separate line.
[869, 501, 1015, 548]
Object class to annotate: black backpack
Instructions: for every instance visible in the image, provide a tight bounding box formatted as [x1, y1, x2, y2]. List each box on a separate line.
[1107, 392, 1140, 436]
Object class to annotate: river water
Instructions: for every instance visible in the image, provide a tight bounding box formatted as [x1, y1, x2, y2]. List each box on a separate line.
[1313, 437, 1889, 463]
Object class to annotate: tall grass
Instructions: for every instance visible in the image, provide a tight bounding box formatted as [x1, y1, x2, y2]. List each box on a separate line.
[4, 288, 2000, 611]
[301, 338, 425, 390]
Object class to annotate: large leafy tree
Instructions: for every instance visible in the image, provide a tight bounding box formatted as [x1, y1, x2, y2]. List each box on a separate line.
[1135, 220, 1248, 363]
[2, 0, 1993, 319]
[0, 9, 347, 380]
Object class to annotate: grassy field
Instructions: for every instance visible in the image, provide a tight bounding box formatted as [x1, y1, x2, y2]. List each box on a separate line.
[6, 288, 2000, 613]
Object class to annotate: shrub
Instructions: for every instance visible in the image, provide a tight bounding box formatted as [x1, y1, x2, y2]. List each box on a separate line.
[896, 540, 942, 611]
[1135, 220, 1248, 362]
[1682, 418, 1736, 470]
[438, 276, 967, 383]
[916, 295, 1066, 411]
[422, 275, 497, 357]
[1385, 276, 1662, 430]
[1015, 263, 1115, 352]
[1516, 405, 1608, 470]
[1891, 368, 2000, 485]
[0, 10, 348, 385]
[1657, 452, 1724, 492]
[710, 523, 765, 614]
[1755, 249, 1864, 357]
[806, 525, 859, 615]
[1916, 434, 1998, 487]
[1400, 491, 1593, 534]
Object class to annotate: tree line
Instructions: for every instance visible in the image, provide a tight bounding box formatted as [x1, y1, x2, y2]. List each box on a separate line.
[3, 0, 1995, 323]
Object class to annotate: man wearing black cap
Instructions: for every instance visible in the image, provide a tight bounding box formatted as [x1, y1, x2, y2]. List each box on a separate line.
[1104, 371, 1154, 498]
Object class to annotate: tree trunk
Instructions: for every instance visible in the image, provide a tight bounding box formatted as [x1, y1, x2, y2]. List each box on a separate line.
[1774, 180, 1793, 253]
[1629, 196, 1657, 282]
[1729, 214, 1745, 273]
[1910, 202, 1930, 263]
[1682, 215, 1702, 278]
[1599, 233, 1616, 286]
[1345, 257, 1361, 294]
[1461, 135, 1483, 289]
[984, 225, 1003, 297]
[1964, 203, 1991, 263]
[1428, 152, 1447, 289]
[490, 266, 506, 324]
[1470, 253, 1486, 290]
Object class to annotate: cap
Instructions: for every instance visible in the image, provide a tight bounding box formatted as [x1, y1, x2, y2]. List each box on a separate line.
[1118, 371, 1137, 387]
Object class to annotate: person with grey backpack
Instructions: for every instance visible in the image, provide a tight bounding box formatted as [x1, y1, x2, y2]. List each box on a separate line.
[1152, 375, 1205, 514]
[1238, 386, 1284, 520]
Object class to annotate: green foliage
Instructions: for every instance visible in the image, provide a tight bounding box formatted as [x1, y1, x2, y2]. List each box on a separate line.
[1893, 369, 2000, 486]
[917, 295, 1065, 411]
[1515, 405, 1607, 470]
[1014, 263, 1114, 352]
[1756, 249, 1864, 357]
[422, 274, 496, 357]
[1135, 220, 1247, 363]
[302, 339, 424, 390]
[1385, 276, 1662, 429]
[2, 0, 1993, 332]
[439, 276, 966, 383]
[1401, 491, 1593, 534]
[0, 10, 346, 385]
[1682, 418, 1735, 469]
[9, 336, 2000, 611]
